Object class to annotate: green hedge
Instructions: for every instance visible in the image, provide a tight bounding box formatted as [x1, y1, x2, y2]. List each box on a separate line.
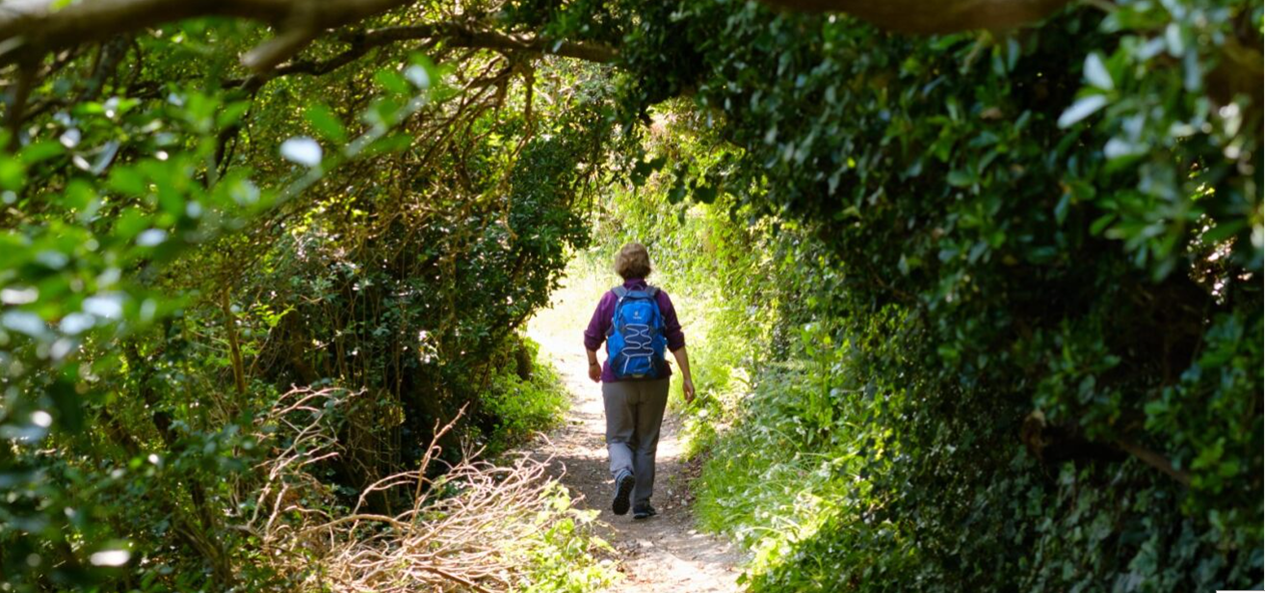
[559, 0, 1262, 588]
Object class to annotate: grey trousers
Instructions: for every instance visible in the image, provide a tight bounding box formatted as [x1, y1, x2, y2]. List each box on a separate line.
[601, 377, 670, 506]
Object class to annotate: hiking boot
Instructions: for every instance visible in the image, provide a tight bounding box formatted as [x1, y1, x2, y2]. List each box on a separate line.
[612, 471, 635, 516]
[632, 503, 657, 520]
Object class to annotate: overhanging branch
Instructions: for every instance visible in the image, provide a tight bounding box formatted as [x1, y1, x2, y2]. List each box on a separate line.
[759, 0, 1261, 114]
[759, 0, 1072, 34]
[270, 24, 615, 78]
[0, 0, 416, 65]
[4, 20, 615, 131]
[0, 0, 616, 70]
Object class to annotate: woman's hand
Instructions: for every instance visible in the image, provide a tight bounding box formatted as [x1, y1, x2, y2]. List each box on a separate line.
[588, 361, 602, 383]
[682, 377, 696, 404]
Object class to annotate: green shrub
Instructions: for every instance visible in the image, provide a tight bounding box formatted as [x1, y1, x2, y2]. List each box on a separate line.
[0, 17, 608, 589]
[514, 483, 621, 592]
[479, 337, 571, 455]
[557, 0, 1264, 589]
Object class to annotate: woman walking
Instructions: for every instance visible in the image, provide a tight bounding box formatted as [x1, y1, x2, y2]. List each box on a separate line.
[584, 242, 695, 519]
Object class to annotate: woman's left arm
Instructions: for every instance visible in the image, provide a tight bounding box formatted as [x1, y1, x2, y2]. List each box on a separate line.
[671, 346, 695, 403]
[658, 290, 693, 402]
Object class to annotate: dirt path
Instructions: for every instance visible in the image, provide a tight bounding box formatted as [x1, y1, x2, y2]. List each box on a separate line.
[526, 274, 744, 592]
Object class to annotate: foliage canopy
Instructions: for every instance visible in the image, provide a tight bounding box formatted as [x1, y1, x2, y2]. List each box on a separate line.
[0, 0, 1260, 590]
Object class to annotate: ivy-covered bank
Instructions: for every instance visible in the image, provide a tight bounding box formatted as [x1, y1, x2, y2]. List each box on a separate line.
[574, 0, 1263, 590]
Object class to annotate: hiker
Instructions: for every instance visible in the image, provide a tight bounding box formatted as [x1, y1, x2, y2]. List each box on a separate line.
[584, 242, 695, 519]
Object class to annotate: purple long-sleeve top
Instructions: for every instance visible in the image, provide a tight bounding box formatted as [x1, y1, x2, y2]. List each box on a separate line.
[584, 278, 686, 382]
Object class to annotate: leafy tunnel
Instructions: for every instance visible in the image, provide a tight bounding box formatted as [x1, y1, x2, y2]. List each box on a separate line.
[0, 0, 1260, 591]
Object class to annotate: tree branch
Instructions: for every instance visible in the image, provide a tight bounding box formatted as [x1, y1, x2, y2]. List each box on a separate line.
[4, 62, 35, 148]
[4, 19, 614, 131]
[331, 24, 617, 65]
[0, 0, 417, 65]
[425, 24, 618, 63]
[758, 0, 1072, 33]
[1022, 410, 1194, 487]
[760, 0, 1261, 115]
[1116, 439, 1193, 487]
[260, 23, 614, 80]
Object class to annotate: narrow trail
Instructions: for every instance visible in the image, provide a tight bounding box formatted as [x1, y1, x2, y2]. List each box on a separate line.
[526, 271, 744, 593]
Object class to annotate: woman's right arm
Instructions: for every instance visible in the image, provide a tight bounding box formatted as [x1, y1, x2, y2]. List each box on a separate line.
[586, 349, 602, 382]
[583, 293, 611, 382]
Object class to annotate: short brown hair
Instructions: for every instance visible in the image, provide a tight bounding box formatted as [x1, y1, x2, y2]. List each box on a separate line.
[614, 242, 652, 280]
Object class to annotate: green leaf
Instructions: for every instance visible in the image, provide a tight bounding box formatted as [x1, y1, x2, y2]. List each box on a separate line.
[946, 170, 973, 188]
[1054, 192, 1070, 224]
[280, 137, 323, 167]
[114, 208, 150, 241]
[62, 179, 97, 211]
[1200, 220, 1246, 244]
[0, 158, 26, 190]
[1057, 95, 1108, 128]
[1089, 213, 1116, 235]
[1083, 53, 1114, 91]
[374, 69, 411, 95]
[108, 167, 147, 196]
[21, 141, 65, 165]
[157, 184, 184, 217]
[306, 103, 348, 144]
[216, 101, 251, 128]
[362, 133, 414, 157]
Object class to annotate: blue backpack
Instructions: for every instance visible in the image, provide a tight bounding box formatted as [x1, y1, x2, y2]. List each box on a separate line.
[606, 285, 667, 379]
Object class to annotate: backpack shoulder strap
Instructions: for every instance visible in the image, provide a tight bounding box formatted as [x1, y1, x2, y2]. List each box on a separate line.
[648, 286, 664, 326]
[612, 286, 628, 298]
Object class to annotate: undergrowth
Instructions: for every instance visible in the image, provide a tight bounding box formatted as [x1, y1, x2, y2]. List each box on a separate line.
[514, 483, 621, 592]
[479, 337, 572, 455]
